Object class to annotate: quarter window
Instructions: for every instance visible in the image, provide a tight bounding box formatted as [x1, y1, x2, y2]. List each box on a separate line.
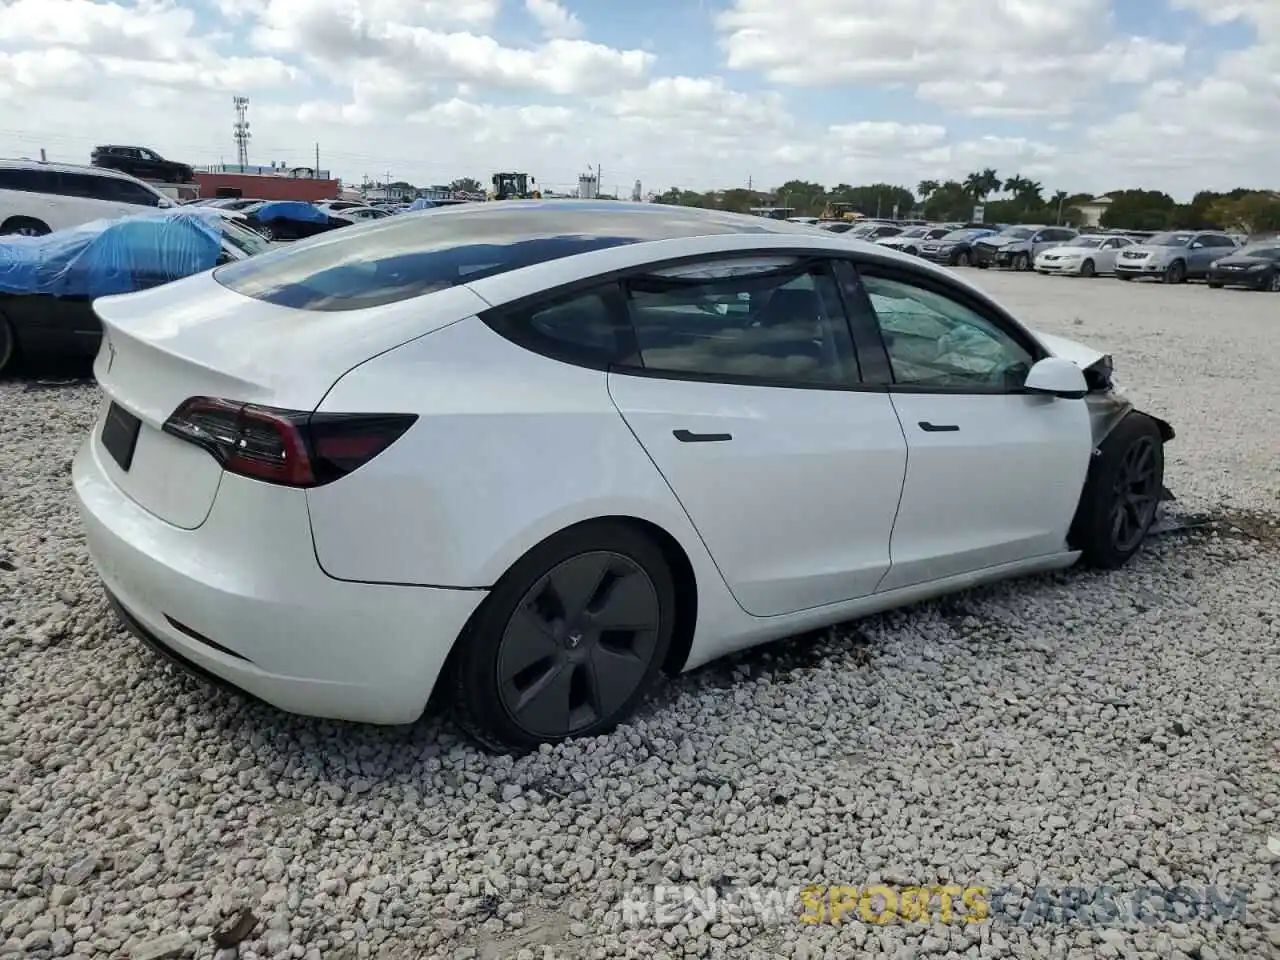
[622, 261, 857, 387]
[861, 274, 1035, 391]
[507, 287, 632, 366]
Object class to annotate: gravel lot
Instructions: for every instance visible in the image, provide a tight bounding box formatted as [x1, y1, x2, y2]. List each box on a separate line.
[2, 271, 1278, 960]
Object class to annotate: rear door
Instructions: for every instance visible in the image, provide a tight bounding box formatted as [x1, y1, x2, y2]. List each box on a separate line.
[838, 260, 1092, 591]
[606, 254, 909, 617]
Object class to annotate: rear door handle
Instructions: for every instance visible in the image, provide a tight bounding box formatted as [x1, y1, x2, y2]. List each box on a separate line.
[918, 421, 959, 432]
[673, 429, 732, 443]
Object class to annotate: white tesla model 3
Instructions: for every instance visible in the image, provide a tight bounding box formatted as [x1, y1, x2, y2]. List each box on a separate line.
[73, 201, 1174, 750]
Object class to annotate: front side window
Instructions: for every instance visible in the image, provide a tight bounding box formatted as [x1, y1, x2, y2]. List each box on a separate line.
[860, 274, 1035, 391]
[621, 259, 857, 387]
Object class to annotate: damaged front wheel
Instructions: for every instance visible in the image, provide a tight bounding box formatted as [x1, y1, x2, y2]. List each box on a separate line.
[1070, 413, 1165, 569]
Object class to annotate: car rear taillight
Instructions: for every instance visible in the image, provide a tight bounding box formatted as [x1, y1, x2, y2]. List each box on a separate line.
[162, 397, 416, 488]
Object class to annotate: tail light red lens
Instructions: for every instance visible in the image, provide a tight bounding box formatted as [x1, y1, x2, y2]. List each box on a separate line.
[162, 397, 416, 488]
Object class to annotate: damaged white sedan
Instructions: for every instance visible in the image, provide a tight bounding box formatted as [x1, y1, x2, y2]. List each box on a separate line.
[73, 201, 1174, 750]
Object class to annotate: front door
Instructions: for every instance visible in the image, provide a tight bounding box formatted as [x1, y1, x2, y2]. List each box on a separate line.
[848, 267, 1092, 592]
[607, 255, 909, 617]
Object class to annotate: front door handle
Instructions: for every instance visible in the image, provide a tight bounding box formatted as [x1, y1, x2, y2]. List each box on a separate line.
[673, 429, 732, 443]
[918, 421, 959, 432]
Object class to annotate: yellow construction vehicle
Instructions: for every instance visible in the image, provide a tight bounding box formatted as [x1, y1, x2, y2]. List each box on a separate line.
[490, 172, 540, 200]
[820, 201, 862, 222]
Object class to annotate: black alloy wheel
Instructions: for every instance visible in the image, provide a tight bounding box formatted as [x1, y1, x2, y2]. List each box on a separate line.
[1108, 436, 1161, 554]
[496, 551, 661, 739]
[1070, 413, 1165, 569]
[450, 521, 676, 751]
[1268, 270, 1280, 292]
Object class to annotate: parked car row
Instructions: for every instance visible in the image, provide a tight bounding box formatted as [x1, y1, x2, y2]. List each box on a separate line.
[851, 218, 1279, 292]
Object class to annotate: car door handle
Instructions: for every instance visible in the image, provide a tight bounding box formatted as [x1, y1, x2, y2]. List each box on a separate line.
[673, 429, 732, 443]
[918, 421, 959, 432]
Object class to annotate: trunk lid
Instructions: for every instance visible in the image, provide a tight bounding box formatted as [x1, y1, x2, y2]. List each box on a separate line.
[89, 270, 488, 528]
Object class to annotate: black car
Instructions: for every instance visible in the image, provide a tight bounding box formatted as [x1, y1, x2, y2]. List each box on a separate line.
[917, 227, 998, 266]
[1206, 243, 1280, 291]
[238, 201, 349, 241]
[91, 145, 194, 184]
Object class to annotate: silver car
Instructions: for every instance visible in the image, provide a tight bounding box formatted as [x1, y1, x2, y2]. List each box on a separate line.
[974, 226, 1079, 271]
[1114, 231, 1239, 283]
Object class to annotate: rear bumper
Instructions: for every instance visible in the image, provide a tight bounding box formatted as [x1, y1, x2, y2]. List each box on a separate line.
[73, 434, 486, 724]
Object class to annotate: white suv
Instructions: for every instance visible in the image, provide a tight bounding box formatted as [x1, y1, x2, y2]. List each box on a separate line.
[0, 159, 173, 236]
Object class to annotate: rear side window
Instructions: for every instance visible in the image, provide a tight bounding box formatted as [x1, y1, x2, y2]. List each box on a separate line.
[0, 168, 57, 193]
[622, 260, 858, 388]
[54, 172, 114, 200]
[213, 204, 795, 312]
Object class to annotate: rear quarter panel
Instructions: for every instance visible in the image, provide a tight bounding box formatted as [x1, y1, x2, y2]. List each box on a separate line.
[305, 316, 724, 593]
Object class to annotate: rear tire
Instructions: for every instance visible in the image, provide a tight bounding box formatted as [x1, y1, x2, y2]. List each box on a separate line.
[1269, 271, 1280, 292]
[0, 312, 15, 375]
[1070, 413, 1164, 570]
[1, 216, 50, 236]
[450, 521, 677, 752]
[1207, 281, 1223, 289]
[1013, 252, 1031, 272]
[955, 250, 972, 267]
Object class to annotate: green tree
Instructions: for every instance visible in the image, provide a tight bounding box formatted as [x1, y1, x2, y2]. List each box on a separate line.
[1100, 189, 1178, 230]
[450, 177, 484, 194]
[1205, 192, 1280, 234]
[773, 179, 829, 216]
[964, 168, 1001, 201]
[922, 181, 973, 221]
[917, 179, 940, 202]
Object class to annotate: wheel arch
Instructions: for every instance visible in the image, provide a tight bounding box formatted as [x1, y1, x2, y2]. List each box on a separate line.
[1, 215, 50, 234]
[429, 513, 701, 711]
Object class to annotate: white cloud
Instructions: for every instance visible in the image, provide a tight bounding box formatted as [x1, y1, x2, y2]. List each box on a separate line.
[0, 0, 1275, 198]
[715, 0, 1184, 118]
[525, 0, 584, 40]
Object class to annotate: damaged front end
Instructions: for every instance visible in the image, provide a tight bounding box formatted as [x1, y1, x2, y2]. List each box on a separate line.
[1080, 352, 1176, 503]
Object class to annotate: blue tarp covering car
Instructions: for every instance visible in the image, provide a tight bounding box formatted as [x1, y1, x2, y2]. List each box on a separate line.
[239, 201, 347, 240]
[0, 209, 224, 299]
[0, 208, 263, 375]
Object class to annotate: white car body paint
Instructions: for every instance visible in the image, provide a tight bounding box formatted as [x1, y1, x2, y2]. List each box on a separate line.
[73, 206, 1149, 724]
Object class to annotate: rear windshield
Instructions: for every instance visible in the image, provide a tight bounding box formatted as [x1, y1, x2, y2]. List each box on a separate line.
[214, 204, 791, 311]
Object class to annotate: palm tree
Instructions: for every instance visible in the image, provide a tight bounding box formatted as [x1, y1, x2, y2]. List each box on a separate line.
[964, 169, 1001, 202]
[917, 179, 940, 201]
[1003, 175, 1029, 196]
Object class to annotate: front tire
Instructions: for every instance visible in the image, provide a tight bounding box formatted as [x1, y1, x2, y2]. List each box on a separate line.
[1013, 252, 1031, 272]
[450, 521, 677, 752]
[1163, 260, 1186, 284]
[1207, 281, 1223, 289]
[1268, 271, 1280, 292]
[1080, 259, 1096, 278]
[1070, 413, 1164, 569]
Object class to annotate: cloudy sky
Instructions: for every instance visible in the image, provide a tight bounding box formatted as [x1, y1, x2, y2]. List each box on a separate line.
[0, 0, 1276, 198]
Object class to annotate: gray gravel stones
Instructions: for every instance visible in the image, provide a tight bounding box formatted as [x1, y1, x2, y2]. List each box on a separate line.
[1, 272, 1279, 959]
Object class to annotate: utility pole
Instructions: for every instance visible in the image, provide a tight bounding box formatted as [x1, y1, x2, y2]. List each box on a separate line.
[315, 142, 320, 178]
[748, 175, 752, 191]
[232, 96, 250, 169]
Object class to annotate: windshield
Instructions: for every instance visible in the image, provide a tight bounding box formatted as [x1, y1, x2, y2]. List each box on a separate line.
[1147, 232, 1193, 247]
[1240, 245, 1280, 259]
[1000, 227, 1035, 239]
[220, 216, 273, 256]
[897, 227, 928, 238]
[1071, 238, 1105, 249]
[940, 229, 985, 241]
